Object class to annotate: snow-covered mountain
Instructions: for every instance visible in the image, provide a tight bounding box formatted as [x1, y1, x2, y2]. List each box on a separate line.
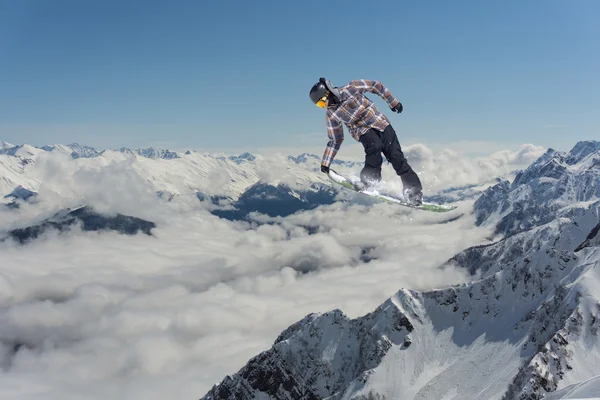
[202, 247, 600, 400]
[118, 146, 181, 159]
[2, 142, 182, 160]
[0, 141, 14, 150]
[200, 141, 600, 400]
[0, 144, 44, 158]
[288, 153, 363, 169]
[42, 143, 105, 159]
[3, 185, 37, 201]
[0, 142, 327, 202]
[474, 140, 600, 238]
[4, 205, 155, 244]
[210, 181, 338, 220]
[3, 185, 38, 210]
[219, 152, 256, 164]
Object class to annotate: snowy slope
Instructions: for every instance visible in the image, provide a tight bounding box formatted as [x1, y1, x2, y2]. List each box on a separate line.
[0, 149, 40, 197]
[360, 248, 600, 400]
[545, 375, 600, 399]
[503, 246, 600, 399]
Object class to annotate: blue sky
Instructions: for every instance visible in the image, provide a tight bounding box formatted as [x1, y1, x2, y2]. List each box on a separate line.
[0, 0, 598, 153]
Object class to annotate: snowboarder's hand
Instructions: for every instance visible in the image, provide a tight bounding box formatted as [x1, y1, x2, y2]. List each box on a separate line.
[321, 165, 330, 174]
[391, 102, 403, 113]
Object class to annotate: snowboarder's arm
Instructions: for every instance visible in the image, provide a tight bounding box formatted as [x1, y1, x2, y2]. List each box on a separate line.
[321, 112, 344, 168]
[350, 80, 401, 109]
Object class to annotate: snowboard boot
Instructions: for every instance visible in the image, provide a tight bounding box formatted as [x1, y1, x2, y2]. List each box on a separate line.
[359, 169, 381, 192]
[359, 178, 379, 192]
[404, 188, 423, 206]
[358, 172, 381, 191]
[399, 170, 423, 206]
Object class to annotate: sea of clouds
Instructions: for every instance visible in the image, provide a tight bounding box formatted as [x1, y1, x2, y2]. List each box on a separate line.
[0, 142, 545, 399]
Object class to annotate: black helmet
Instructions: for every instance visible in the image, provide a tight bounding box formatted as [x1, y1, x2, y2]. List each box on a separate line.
[310, 77, 340, 108]
[309, 81, 328, 106]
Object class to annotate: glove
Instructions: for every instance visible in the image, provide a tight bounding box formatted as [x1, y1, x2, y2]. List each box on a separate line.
[391, 102, 403, 113]
[321, 165, 330, 174]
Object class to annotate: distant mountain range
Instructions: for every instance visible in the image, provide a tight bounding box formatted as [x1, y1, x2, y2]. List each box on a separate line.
[0, 142, 362, 164]
[1, 142, 179, 160]
[0, 140, 486, 221]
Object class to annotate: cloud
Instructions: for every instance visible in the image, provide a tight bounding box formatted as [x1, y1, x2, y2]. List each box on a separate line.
[484, 143, 547, 166]
[0, 174, 492, 400]
[0, 141, 539, 399]
[394, 143, 546, 193]
[0, 151, 170, 231]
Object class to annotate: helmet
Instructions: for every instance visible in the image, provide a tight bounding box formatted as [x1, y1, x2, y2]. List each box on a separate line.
[309, 81, 328, 108]
[310, 78, 340, 108]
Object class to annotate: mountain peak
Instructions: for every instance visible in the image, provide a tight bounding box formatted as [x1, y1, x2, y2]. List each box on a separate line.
[119, 147, 181, 159]
[0, 141, 14, 150]
[565, 140, 600, 165]
[40, 143, 103, 159]
[3, 185, 37, 200]
[287, 153, 320, 164]
[201, 299, 414, 400]
[227, 152, 256, 164]
[67, 143, 103, 159]
[0, 144, 42, 157]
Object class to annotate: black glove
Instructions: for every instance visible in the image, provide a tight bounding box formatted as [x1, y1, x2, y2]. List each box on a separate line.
[321, 165, 330, 174]
[391, 102, 403, 113]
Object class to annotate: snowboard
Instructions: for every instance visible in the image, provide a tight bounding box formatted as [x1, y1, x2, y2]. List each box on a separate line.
[327, 169, 457, 213]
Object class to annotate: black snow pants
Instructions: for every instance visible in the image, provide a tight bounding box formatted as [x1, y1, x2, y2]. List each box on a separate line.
[358, 125, 422, 192]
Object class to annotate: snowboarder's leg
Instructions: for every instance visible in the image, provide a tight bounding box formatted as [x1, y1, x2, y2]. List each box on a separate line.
[380, 125, 423, 204]
[358, 129, 383, 188]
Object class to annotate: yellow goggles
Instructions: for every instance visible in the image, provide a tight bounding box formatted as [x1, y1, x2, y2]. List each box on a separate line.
[316, 95, 327, 108]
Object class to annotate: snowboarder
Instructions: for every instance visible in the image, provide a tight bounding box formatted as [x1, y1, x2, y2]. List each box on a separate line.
[309, 78, 423, 206]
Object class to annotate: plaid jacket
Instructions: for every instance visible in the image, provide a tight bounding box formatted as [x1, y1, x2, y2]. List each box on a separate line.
[321, 80, 401, 167]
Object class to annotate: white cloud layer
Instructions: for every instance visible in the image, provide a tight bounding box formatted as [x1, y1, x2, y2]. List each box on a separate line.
[401, 143, 545, 192]
[0, 142, 537, 399]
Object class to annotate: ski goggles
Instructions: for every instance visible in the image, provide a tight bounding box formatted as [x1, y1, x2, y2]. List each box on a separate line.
[316, 95, 327, 108]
